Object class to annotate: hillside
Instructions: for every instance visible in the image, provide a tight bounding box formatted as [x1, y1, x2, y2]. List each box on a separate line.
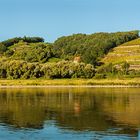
[0, 31, 139, 79]
[101, 38, 140, 70]
[53, 31, 139, 65]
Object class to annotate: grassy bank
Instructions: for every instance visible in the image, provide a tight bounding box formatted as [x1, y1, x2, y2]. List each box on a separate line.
[0, 78, 140, 87]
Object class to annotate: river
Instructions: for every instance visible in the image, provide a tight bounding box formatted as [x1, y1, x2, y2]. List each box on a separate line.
[0, 87, 139, 140]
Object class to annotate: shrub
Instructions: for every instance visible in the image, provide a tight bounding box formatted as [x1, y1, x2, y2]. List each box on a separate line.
[94, 74, 106, 79]
[0, 43, 7, 53]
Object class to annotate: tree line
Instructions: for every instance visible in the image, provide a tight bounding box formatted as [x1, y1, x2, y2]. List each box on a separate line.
[0, 60, 95, 79]
[0, 31, 139, 79]
[0, 36, 44, 53]
[53, 31, 139, 66]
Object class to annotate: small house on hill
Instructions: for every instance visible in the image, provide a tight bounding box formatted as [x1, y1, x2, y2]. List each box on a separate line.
[73, 56, 81, 63]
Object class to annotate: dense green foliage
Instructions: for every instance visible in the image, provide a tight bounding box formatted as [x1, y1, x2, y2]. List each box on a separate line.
[9, 42, 54, 63]
[0, 31, 139, 79]
[96, 61, 140, 79]
[1, 36, 44, 48]
[54, 31, 139, 65]
[0, 43, 7, 53]
[0, 60, 95, 79]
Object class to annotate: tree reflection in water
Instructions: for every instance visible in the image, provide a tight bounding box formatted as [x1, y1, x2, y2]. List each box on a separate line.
[0, 87, 139, 138]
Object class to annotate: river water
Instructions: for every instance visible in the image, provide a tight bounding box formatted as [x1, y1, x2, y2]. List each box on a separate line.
[0, 87, 139, 140]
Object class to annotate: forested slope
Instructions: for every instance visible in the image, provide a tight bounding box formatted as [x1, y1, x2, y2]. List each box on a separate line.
[0, 31, 139, 79]
[53, 31, 139, 65]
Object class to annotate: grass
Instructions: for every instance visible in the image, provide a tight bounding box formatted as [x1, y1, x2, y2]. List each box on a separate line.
[101, 39, 140, 70]
[121, 38, 140, 46]
[48, 57, 62, 63]
[102, 38, 140, 64]
[102, 45, 140, 64]
[0, 78, 140, 86]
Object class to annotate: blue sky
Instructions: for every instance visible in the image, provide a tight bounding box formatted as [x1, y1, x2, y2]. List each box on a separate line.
[0, 0, 139, 42]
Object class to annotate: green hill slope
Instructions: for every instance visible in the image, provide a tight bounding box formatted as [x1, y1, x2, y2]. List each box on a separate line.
[53, 31, 139, 65]
[101, 38, 140, 70]
[121, 38, 140, 46]
[0, 31, 139, 79]
[8, 42, 54, 63]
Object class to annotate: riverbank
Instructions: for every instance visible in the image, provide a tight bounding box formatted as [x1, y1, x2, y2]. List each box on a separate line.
[0, 78, 140, 87]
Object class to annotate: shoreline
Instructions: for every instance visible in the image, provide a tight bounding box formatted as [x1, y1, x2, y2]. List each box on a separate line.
[0, 85, 140, 88]
[0, 79, 140, 88]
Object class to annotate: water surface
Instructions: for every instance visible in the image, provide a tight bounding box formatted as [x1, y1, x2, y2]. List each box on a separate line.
[0, 87, 139, 140]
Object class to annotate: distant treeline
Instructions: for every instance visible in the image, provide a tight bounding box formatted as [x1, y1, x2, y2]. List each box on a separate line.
[54, 31, 139, 65]
[0, 37, 44, 52]
[2, 36, 44, 47]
